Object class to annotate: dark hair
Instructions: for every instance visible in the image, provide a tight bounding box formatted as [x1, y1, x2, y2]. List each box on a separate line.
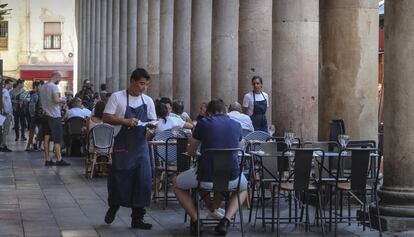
[158, 97, 172, 106]
[207, 99, 226, 115]
[251, 75, 263, 84]
[33, 81, 40, 89]
[172, 100, 184, 114]
[93, 101, 105, 119]
[100, 83, 107, 91]
[16, 79, 24, 85]
[105, 92, 112, 98]
[130, 68, 150, 81]
[39, 80, 45, 85]
[4, 79, 12, 85]
[155, 101, 168, 123]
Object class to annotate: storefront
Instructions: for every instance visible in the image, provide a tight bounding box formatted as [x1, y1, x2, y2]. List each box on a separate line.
[19, 64, 73, 96]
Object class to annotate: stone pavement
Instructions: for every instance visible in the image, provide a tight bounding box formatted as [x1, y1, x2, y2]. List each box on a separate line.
[0, 137, 398, 237]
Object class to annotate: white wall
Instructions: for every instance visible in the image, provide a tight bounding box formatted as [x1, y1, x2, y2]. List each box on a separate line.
[0, 0, 75, 78]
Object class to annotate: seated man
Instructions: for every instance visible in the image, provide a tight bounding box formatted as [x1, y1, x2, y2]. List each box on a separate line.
[228, 101, 254, 132]
[65, 97, 92, 119]
[173, 99, 248, 236]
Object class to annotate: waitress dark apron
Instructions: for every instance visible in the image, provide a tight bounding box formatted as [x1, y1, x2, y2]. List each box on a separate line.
[250, 92, 268, 132]
[107, 91, 152, 208]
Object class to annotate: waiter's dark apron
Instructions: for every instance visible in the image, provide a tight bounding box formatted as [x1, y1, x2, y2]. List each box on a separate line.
[250, 92, 268, 132]
[107, 93, 151, 208]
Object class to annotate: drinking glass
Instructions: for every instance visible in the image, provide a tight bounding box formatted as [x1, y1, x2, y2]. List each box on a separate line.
[338, 134, 350, 155]
[268, 124, 276, 136]
[284, 132, 295, 156]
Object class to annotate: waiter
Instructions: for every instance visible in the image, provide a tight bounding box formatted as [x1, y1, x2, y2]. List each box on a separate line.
[242, 76, 269, 132]
[102, 68, 157, 229]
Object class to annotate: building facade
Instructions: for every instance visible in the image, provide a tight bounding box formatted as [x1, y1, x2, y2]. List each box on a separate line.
[0, 0, 76, 93]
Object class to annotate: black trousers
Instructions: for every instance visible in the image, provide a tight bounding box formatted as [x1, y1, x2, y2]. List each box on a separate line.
[110, 205, 146, 219]
[13, 110, 26, 139]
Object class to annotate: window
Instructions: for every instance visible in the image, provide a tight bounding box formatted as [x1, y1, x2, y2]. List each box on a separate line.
[0, 21, 8, 50]
[44, 22, 61, 49]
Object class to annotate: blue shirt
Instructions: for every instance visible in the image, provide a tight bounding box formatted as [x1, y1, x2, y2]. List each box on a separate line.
[193, 114, 242, 181]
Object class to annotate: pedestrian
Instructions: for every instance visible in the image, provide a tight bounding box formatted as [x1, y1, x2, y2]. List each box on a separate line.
[10, 79, 28, 141]
[0, 79, 14, 152]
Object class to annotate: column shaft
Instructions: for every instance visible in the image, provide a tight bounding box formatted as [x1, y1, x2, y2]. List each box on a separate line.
[112, 0, 120, 91]
[100, 0, 107, 88]
[127, 0, 138, 75]
[173, 0, 191, 110]
[159, 0, 174, 98]
[106, 0, 113, 91]
[190, 0, 212, 117]
[212, 0, 239, 104]
[119, 0, 128, 89]
[90, 0, 96, 85]
[137, 0, 148, 68]
[319, 0, 378, 140]
[272, 0, 319, 140]
[94, 0, 101, 91]
[239, 0, 272, 125]
[81, 0, 87, 80]
[147, 0, 160, 98]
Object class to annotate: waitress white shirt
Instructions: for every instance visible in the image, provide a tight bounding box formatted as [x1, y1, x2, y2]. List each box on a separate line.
[242, 91, 270, 116]
[104, 90, 157, 136]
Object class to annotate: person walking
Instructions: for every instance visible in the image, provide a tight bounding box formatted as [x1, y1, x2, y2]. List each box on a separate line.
[102, 68, 156, 229]
[10, 79, 28, 141]
[0, 79, 14, 152]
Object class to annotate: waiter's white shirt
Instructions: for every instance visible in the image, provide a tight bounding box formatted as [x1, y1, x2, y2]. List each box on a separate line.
[242, 91, 269, 116]
[104, 90, 157, 136]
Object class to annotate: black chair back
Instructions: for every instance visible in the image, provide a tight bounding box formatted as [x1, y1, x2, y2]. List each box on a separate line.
[176, 137, 190, 172]
[66, 117, 86, 136]
[293, 149, 314, 191]
[329, 119, 345, 143]
[350, 149, 371, 191]
[347, 140, 376, 149]
[260, 142, 279, 180]
[202, 148, 243, 193]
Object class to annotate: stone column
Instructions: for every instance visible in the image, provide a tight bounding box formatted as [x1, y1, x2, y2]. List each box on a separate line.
[81, 0, 87, 81]
[75, 0, 81, 84]
[239, 0, 272, 125]
[94, 0, 101, 91]
[190, 0, 212, 118]
[211, 0, 239, 104]
[272, 0, 319, 140]
[137, 0, 148, 68]
[106, 0, 113, 91]
[173, 0, 191, 111]
[147, 0, 160, 99]
[100, 0, 107, 88]
[112, 0, 120, 91]
[319, 0, 378, 140]
[378, 0, 414, 230]
[119, 0, 128, 89]
[159, 0, 174, 98]
[127, 0, 137, 76]
[90, 0, 96, 86]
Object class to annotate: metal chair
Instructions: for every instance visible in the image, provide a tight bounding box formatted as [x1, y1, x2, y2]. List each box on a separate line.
[195, 148, 246, 237]
[274, 148, 326, 237]
[244, 131, 271, 151]
[334, 148, 382, 237]
[65, 116, 86, 156]
[85, 124, 114, 178]
[242, 129, 253, 138]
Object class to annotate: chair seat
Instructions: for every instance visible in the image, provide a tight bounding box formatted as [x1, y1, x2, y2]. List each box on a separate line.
[279, 182, 316, 191]
[336, 182, 372, 190]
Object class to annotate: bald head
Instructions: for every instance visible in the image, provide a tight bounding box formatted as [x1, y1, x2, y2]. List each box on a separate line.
[50, 72, 62, 83]
[228, 102, 242, 113]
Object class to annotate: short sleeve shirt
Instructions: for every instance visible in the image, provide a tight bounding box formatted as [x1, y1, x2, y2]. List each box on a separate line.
[156, 116, 185, 133]
[242, 91, 269, 116]
[2, 89, 12, 114]
[192, 114, 242, 181]
[39, 82, 61, 118]
[104, 90, 156, 136]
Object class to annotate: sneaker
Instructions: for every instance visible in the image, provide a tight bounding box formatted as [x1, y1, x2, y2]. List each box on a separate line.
[21, 137, 27, 141]
[55, 159, 71, 166]
[104, 206, 119, 224]
[190, 220, 203, 236]
[1, 146, 12, 152]
[207, 208, 225, 219]
[45, 160, 55, 166]
[215, 217, 231, 236]
[131, 219, 153, 229]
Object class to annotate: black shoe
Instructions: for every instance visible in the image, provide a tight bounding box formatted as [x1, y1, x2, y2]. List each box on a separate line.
[215, 217, 230, 236]
[131, 218, 153, 229]
[2, 146, 12, 152]
[45, 160, 55, 166]
[190, 220, 203, 236]
[21, 137, 27, 141]
[33, 144, 38, 150]
[55, 159, 71, 166]
[15, 137, 19, 141]
[104, 206, 119, 224]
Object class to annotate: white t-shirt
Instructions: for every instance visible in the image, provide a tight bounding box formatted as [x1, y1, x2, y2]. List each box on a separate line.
[104, 90, 157, 136]
[156, 116, 185, 133]
[228, 111, 254, 132]
[65, 107, 92, 119]
[170, 112, 190, 121]
[39, 82, 61, 118]
[2, 89, 12, 115]
[242, 91, 270, 116]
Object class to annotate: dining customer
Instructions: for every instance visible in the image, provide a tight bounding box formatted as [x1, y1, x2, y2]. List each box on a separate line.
[228, 101, 254, 132]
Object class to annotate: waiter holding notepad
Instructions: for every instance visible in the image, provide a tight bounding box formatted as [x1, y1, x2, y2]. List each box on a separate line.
[102, 68, 157, 229]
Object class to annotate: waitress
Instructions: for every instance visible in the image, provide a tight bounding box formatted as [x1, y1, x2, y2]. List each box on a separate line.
[242, 76, 269, 132]
[102, 68, 157, 229]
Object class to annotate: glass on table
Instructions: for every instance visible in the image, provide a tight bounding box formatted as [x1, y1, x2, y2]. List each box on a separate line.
[338, 134, 350, 155]
[284, 131, 295, 156]
[268, 124, 275, 136]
